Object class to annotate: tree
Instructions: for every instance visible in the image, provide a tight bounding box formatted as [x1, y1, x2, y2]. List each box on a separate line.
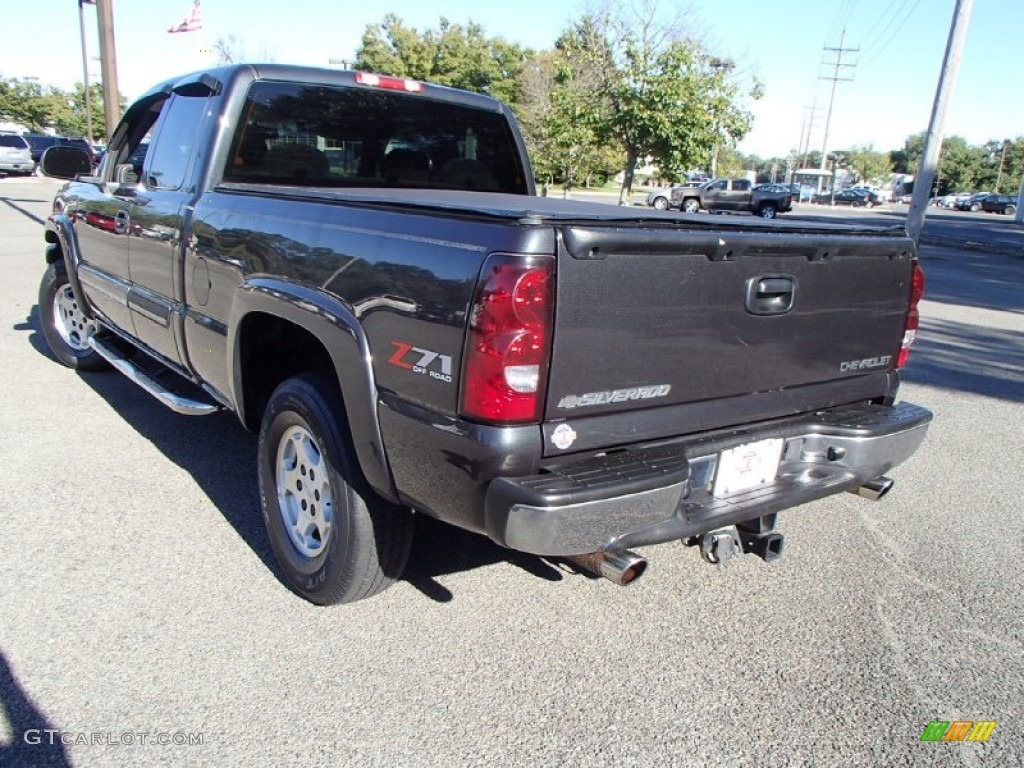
[516, 22, 622, 193]
[355, 15, 529, 110]
[214, 35, 276, 64]
[555, 7, 760, 202]
[846, 145, 893, 185]
[0, 78, 56, 130]
[0, 77, 121, 139]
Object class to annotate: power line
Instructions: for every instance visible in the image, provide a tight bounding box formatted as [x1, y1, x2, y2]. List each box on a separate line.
[860, 0, 924, 70]
[826, 0, 858, 48]
[860, 0, 910, 51]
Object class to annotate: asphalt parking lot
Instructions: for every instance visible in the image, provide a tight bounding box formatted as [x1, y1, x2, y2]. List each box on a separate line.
[1, 175, 1021, 767]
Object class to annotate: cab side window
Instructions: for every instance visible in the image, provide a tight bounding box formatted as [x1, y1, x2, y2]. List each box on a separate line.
[144, 93, 211, 190]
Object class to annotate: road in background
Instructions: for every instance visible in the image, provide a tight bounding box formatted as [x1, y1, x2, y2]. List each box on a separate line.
[1, 176, 1021, 766]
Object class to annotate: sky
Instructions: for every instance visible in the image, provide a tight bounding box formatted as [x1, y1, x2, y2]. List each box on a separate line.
[1, 0, 1019, 160]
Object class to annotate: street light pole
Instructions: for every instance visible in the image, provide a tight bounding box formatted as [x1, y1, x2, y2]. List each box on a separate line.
[77, 0, 94, 143]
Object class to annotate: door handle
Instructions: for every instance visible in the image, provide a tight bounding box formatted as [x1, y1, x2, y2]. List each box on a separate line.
[114, 210, 130, 235]
[745, 275, 796, 315]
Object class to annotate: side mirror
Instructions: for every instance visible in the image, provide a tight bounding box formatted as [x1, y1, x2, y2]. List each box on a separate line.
[39, 146, 93, 180]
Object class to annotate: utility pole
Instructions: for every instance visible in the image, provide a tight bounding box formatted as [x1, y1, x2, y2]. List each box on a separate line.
[818, 31, 857, 192]
[797, 100, 819, 169]
[95, 0, 121, 142]
[907, 0, 974, 244]
[995, 139, 1008, 192]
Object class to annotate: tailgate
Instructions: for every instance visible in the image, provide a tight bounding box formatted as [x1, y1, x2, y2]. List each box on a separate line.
[546, 225, 914, 425]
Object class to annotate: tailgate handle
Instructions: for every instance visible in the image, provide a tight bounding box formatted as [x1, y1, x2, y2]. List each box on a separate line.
[745, 275, 795, 315]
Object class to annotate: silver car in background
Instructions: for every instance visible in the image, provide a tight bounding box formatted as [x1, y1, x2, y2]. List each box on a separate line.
[0, 135, 34, 175]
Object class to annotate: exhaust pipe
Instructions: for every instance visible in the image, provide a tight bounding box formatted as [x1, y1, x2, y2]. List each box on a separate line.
[565, 550, 648, 586]
[850, 476, 895, 501]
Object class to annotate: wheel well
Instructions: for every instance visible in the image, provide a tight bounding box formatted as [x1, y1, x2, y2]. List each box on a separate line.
[238, 312, 336, 431]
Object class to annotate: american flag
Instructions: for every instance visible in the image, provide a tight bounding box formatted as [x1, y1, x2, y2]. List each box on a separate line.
[168, 0, 202, 34]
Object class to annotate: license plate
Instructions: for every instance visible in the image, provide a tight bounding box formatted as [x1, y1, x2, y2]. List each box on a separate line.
[712, 438, 784, 497]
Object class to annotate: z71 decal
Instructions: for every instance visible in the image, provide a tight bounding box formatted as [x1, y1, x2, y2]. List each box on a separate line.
[388, 341, 453, 383]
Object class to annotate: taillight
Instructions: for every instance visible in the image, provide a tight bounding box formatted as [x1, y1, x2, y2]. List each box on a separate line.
[897, 261, 925, 368]
[461, 254, 554, 424]
[354, 71, 424, 93]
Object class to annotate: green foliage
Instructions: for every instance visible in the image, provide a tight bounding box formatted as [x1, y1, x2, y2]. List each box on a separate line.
[890, 132, 1024, 195]
[0, 78, 110, 140]
[555, 9, 758, 201]
[846, 145, 893, 185]
[354, 14, 529, 109]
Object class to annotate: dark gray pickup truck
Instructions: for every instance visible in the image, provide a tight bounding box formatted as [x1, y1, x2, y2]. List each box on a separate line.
[674, 177, 794, 218]
[38, 64, 931, 604]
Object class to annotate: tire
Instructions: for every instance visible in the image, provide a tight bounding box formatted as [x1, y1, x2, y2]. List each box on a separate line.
[757, 202, 777, 219]
[258, 372, 413, 605]
[682, 198, 700, 214]
[38, 263, 108, 371]
[970, 203, 981, 212]
[652, 196, 668, 210]
[1004, 205, 1016, 216]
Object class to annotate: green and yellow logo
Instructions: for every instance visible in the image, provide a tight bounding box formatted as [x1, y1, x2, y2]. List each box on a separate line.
[920, 720, 997, 742]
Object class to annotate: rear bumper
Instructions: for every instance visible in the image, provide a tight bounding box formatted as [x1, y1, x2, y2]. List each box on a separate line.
[484, 401, 931, 555]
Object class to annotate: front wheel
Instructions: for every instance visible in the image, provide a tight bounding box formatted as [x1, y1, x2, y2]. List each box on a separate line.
[652, 196, 668, 210]
[682, 198, 701, 214]
[38, 263, 108, 371]
[757, 202, 777, 219]
[258, 373, 413, 605]
[970, 203, 981, 212]
[1004, 205, 1016, 216]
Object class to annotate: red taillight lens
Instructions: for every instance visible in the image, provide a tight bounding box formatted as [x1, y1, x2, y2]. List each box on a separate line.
[461, 255, 554, 424]
[897, 261, 925, 368]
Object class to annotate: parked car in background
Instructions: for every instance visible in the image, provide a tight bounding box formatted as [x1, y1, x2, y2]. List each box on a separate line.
[25, 135, 61, 165]
[0, 134, 34, 175]
[935, 191, 970, 209]
[851, 186, 891, 203]
[812, 189, 883, 207]
[24, 135, 97, 169]
[979, 194, 1017, 215]
[953, 192, 991, 212]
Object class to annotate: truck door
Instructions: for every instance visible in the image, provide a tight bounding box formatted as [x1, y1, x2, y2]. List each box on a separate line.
[724, 178, 752, 211]
[703, 178, 728, 209]
[126, 88, 213, 367]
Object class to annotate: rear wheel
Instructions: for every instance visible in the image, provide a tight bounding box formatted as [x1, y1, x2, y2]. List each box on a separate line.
[38, 263, 108, 371]
[258, 372, 413, 604]
[757, 202, 777, 219]
[652, 196, 668, 210]
[1004, 205, 1016, 216]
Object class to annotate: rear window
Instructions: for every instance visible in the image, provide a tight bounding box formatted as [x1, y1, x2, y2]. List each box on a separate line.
[223, 81, 527, 193]
[0, 135, 29, 149]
